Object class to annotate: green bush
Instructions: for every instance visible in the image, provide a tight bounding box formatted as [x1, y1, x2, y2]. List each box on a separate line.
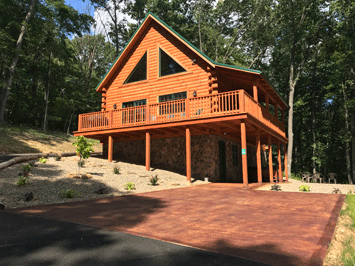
[38, 157, 47, 164]
[299, 185, 310, 192]
[72, 136, 94, 173]
[60, 189, 80, 198]
[124, 182, 136, 190]
[55, 155, 62, 161]
[332, 188, 342, 194]
[113, 166, 120, 174]
[17, 176, 29, 186]
[270, 184, 282, 191]
[149, 175, 159, 186]
[21, 164, 32, 177]
[78, 160, 85, 167]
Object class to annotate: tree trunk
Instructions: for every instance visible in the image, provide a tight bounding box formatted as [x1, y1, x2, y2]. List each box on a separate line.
[342, 85, 353, 184]
[0, 0, 37, 124]
[43, 52, 52, 131]
[351, 113, 355, 182]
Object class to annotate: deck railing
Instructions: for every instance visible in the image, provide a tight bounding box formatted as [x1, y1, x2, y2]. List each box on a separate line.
[78, 90, 285, 134]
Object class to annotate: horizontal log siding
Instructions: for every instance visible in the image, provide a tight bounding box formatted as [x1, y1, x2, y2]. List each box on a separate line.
[105, 21, 210, 110]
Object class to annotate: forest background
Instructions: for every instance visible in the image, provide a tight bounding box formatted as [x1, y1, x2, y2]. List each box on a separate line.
[0, 0, 354, 183]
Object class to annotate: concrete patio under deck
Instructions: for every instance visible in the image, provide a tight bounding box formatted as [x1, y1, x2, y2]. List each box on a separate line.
[7, 184, 344, 266]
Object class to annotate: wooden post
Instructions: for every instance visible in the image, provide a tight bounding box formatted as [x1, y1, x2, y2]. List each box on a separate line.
[240, 90, 245, 112]
[78, 115, 82, 131]
[256, 129, 262, 184]
[275, 105, 278, 119]
[277, 140, 282, 183]
[284, 143, 288, 182]
[241, 121, 248, 187]
[268, 135, 273, 183]
[186, 98, 190, 119]
[266, 95, 269, 111]
[186, 127, 191, 182]
[108, 135, 113, 162]
[145, 132, 150, 171]
[253, 85, 258, 102]
[146, 105, 150, 124]
[109, 110, 113, 128]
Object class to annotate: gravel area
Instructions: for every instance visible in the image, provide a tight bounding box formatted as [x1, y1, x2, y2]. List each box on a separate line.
[0, 156, 207, 209]
[256, 178, 355, 194]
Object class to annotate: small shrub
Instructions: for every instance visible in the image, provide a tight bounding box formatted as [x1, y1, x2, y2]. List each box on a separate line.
[124, 182, 136, 190]
[60, 189, 80, 198]
[299, 185, 310, 192]
[271, 184, 282, 191]
[78, 160, 85, 167]
[349, 190, 353, 194]
[332, 188, 342, 194]
[55, 155, 62, 161]
[21, 164, 32, 177]
[113, 166, 120, 174]
[38, 157, 47, 164]
[17, 176, 29, 186]
[149, 175, 159, 186]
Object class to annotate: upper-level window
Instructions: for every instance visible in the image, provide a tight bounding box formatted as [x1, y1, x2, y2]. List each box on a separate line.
[122, 99, 146, 108]
[124, 52, 147, 84]
[159, 91, 187, 102]
[159, 48, 186, 77]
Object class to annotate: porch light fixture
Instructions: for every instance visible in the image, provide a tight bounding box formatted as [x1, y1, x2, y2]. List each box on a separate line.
[193, 91, 197, 97]
[224, 133, 228, 135]
[113, 104, 117, 109]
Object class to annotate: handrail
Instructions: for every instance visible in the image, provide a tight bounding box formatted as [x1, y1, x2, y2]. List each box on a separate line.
[78, 89, 285, 133]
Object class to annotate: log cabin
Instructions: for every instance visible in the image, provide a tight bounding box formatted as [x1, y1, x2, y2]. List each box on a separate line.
[74, 12, 288, 186]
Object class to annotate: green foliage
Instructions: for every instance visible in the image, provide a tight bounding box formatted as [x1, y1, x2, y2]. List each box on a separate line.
[60, 189, 80, 199]
[21, 163, 32, 177]
[270, 184, 282, 191]
[78, 160, 85, 167]
[55, 155, 62, 161]
[113, 166, 120, 174]
[38, 157, 47, 164]
[341, 236, 355, 266]
[124, 182, 136, 190]
[149, 175, 159, 186]
[299, 185, 310, 192]
[17, 176, 29, 186]
[72, 136, 94, 160]
[344, 195, 355, 228]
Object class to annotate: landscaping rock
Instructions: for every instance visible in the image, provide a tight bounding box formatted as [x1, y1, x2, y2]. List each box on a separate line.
[0, 202, 5, 209]
[24, 192, 34, 201]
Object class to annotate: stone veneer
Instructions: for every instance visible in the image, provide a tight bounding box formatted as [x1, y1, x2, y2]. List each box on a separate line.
[103, 134, 267, 183]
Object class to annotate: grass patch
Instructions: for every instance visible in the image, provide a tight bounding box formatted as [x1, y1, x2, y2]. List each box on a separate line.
[341, 236, 355, 266]
[343, 195, 355, 227]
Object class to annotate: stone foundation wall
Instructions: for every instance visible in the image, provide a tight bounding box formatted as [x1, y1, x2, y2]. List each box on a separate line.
[103, 134, 263, 183]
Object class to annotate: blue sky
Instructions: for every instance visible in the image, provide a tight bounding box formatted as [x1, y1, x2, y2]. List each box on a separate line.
[65, 0, 94, 15]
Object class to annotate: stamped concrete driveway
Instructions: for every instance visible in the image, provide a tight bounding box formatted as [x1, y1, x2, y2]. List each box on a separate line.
[8, 184, 345, 266]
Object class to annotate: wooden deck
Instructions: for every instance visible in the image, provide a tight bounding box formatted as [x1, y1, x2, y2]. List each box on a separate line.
[77, 90, 285, 138]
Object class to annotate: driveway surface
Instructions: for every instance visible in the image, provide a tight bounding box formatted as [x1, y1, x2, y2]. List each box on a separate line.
[0, 211, 266, 266]
[6, 184, 345, 266]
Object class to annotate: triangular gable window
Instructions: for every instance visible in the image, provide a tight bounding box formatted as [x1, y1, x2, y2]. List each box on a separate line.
[124, 52, 147, 84]
[159, 48, 186, 77]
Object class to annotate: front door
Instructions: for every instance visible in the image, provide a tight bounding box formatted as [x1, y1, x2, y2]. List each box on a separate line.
[219, 141, 227, 182]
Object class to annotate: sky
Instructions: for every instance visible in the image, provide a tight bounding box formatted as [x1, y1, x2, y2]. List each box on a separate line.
[65, 0, 94, 16]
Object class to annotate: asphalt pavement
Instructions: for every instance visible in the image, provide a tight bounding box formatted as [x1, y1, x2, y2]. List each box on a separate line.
[0, 211, 269, 266]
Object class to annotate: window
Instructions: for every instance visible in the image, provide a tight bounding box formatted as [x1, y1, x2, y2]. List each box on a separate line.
[232, 145, 238, 166]
[124, 52, 147, 84]
[159, 48, 186, 77]
[159, 92, 187, 115]
[122, 99, 146, 124]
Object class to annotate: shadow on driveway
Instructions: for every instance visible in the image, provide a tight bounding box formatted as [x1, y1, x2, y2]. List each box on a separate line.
[0, 211, 269, 266]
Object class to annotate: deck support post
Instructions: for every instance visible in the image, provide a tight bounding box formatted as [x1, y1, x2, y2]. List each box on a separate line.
[186, 127, 191, 182]
[145, 132, 150, 171]
[256, 128, 262, 184]
[241, 121, 248, 187]
[284, 143, 288, 182]
[268, 135, 273, 183]
[108, 135, 113, 162]
[277, 140, 282, 183]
